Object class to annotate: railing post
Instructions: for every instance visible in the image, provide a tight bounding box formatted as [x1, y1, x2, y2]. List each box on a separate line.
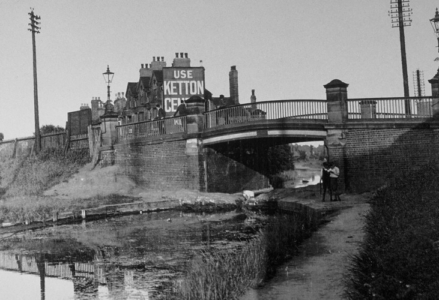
[428, 68, 439, 119]
[324, 79, 349, 123]
[359, 100, 377, 119]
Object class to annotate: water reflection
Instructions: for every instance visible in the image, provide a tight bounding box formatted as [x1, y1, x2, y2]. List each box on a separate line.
[0, 210, 257, 299]
[284, 168, 321, 188]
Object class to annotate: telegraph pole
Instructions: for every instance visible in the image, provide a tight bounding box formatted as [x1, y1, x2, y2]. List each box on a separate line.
[389, 0, 412, 115]
[28, 9, 41, 153]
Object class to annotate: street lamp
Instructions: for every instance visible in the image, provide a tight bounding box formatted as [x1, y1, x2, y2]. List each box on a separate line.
[430, 8, 439, 52]
[102, 65, 114, 101]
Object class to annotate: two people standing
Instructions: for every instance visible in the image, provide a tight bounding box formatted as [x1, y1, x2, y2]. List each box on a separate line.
[321, 161, 341, 202]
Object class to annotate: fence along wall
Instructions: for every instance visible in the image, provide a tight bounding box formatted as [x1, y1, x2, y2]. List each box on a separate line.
[0, 131, 90, 159]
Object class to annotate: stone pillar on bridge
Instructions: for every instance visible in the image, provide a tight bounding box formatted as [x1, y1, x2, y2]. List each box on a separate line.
[324, 79, 349, 192]
[428, 68, 439, 119]
[324, 79, 349, 123]
[185, 95, 205, 134]
[184, 95, 207, 191]
[99, 101, 119, 166]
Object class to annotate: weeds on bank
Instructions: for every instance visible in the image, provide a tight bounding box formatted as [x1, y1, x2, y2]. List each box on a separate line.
[346, 164, 439, 299]
[0, 193, 139, 224]
[164, 209, 320, 300]
[1, 148, 90, 197]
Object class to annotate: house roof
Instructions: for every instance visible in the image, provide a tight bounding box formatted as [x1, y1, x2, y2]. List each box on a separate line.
[126, 82, 138, 97]
[204, 89, 212, 100]
[139, 76, 151, 89]
[152, 70, 163, 83]
[211, 96, 230, 108]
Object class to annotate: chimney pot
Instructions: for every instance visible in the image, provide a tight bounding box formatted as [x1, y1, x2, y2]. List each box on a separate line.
[141, 64, 144, 68]
[180, 52, 184, 58]
[231, 66, 236, 71]
[185, 53, 188, 58]
[153, 57, 156, 61]
[161, 56, 164, 61]
[175, 53, 178, 58]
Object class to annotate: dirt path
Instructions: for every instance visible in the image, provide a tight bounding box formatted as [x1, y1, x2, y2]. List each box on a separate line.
[241, 194, 370, 300]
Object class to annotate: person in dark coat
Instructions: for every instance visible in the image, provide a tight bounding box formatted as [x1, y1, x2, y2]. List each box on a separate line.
[321, 162, 331, 202]
[329, 162, 341, 201]
[173, 100, 188, 117]
[156, 103, 166, 119]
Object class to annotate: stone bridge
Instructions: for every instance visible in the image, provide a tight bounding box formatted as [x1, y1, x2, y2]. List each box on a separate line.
[111, 76, 439, 193]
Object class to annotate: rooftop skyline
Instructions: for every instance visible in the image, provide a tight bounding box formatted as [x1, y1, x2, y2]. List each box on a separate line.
[1, 0, 439, 139]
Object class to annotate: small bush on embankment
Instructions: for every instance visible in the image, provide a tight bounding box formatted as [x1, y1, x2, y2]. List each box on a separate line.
[0, 148, 90, 198]
[163, 209, 320, 300]
[346, 164, 439, 299]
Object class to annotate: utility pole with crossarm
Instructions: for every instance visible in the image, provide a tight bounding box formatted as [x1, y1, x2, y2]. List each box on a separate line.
[28, 8, 41, 153]
[389, 0, 413, 115]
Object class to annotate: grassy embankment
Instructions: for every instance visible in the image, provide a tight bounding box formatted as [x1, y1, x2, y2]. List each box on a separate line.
[0, 148, 135, 223]
[163, 207, 320, 300]
[346, 164, 439, 299]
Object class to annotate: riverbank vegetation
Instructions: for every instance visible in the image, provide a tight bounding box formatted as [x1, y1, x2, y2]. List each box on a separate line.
[0, 148, 92, 222]
[346, 164, 439, 299]
[0, 148, 90, 197]
[163, 207, 320, 300]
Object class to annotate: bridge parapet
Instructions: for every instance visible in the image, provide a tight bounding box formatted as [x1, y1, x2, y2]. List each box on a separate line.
[347, 96, 434, 120]
[204, 99, 328, 129]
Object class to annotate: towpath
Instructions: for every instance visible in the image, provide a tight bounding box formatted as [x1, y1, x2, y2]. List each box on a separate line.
[241, 192, 371, 300]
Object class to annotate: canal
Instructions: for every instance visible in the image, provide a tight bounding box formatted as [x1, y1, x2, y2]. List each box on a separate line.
[0, 167, 322, 299]
[0, 210, 262, 300]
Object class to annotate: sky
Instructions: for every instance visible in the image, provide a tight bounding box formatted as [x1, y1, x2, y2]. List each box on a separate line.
[1, 0, 439, 140]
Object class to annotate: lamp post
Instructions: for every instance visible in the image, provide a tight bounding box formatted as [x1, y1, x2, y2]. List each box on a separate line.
[430, 8, 439, 52]
[102, 65, 114, 101]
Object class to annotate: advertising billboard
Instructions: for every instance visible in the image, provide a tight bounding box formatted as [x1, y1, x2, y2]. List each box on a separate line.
[163, 67, 204, 114]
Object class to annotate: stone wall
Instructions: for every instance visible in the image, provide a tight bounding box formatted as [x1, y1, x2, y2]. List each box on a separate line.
[115, 136, 205, 191]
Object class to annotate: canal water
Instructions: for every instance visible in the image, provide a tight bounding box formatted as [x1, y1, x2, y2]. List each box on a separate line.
[0, 210, 260, 300]
[0, 168, 322, 300]
[283, 168, 321, 189]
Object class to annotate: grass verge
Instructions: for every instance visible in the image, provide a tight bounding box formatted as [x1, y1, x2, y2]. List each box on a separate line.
[345, 164, 439, 299]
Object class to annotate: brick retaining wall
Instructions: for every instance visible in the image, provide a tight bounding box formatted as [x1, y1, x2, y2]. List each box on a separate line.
[344, 126, 439, 193]
[115, 136, 205, 191]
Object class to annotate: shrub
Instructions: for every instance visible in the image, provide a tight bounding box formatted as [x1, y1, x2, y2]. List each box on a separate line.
[346, 164, 439, 299]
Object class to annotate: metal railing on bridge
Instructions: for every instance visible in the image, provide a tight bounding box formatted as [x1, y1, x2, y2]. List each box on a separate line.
[204, 99, 328, 129]
[116, 97, 436, 140]
[347, 97, 434, 119]
[117, 116, 187, 140]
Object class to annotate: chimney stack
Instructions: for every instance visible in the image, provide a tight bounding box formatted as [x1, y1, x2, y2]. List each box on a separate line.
[251, 89, 256, 110]
[151, 56, 166, 70]
[172, 52, 191, 67]
[229, 66, 239, 105]
[140, 62, 153, 77]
